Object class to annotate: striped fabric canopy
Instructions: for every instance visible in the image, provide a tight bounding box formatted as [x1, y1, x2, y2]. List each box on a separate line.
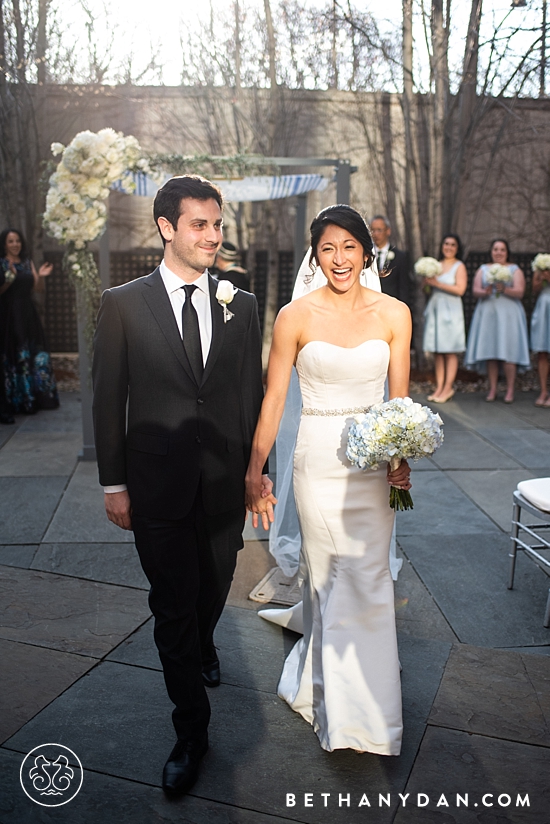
[114, 172, 329, 201]
[214, 174, 329, 201]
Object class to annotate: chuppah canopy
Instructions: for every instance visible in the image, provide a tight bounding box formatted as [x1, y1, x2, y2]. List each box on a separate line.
[114, 172, 330, 201]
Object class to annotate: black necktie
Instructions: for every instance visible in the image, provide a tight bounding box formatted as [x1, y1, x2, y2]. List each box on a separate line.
[182, 284, 203, 384]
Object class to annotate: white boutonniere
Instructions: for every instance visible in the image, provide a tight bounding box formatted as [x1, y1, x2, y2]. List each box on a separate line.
[386, 250, 395, 262]
[216, 280, 237, 323]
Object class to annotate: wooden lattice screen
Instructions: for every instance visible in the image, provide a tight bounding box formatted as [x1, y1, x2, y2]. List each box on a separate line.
[42, 250, 539, 353]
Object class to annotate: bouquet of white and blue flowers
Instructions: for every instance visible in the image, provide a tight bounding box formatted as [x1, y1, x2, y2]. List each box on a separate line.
[346, 397, 444, 511]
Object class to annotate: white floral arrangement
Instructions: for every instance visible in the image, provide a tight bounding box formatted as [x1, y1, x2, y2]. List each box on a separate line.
[414, 257, 441, 278]
[216, 280, 237, 322]
[486, 263, 512, 296]
[43, 129, 160, 349]
[346, 397, 444, 510]
[531, 253, 550, 273]
[44, 129, 156, 250]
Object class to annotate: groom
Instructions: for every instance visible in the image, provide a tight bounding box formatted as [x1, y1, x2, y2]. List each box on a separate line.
[92, 175, 268, 795]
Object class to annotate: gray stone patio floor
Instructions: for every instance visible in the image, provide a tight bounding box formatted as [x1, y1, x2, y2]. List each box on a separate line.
[1, 390, 549, 823]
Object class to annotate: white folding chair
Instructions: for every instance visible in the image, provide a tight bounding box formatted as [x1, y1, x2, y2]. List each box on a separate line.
[509, 478, 550, 628]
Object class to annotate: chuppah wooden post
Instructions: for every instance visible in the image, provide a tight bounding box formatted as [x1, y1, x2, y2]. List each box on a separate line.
[77, 221, 110, 461]
[76, 287, 96, 461]
[335, 159, 351, 205]
[294, 194, 307, 275]
[99, 215, 110, 292]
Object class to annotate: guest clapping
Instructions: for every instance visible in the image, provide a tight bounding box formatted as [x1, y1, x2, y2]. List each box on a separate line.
[0, 228, 59, 414]
[530, 255, 550, 407]
[423, 234, 467, 403]
[464, 239, 530, 403]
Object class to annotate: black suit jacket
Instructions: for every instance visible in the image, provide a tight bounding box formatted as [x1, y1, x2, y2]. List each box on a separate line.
[92, 269, 264, 520]
[379, 246, 412, 307]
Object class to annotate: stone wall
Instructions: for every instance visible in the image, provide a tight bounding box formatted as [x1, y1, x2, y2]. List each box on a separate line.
[36, 84, 550, 257]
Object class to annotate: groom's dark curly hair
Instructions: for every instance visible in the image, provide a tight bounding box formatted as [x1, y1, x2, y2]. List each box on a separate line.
[309, 205, 376, 275]
[153, 175, 223, 246]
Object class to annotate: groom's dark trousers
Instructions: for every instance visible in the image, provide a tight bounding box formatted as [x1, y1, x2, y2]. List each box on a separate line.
[92, 268, 264, 739]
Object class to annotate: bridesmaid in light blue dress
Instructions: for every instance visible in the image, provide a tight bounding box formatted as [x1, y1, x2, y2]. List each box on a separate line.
[465, 239, 530, 403]
[531, 266, 550, 407]
[422, 234, 467, 403]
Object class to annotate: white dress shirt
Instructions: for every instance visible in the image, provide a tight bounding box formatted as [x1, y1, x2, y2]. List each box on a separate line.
[159, 260, 212, 364]
[104, 260, 213, 494]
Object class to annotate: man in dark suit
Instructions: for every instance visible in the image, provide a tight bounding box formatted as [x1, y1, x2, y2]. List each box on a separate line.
[370, 214, 412, 309]
[92, 175, 270, 796]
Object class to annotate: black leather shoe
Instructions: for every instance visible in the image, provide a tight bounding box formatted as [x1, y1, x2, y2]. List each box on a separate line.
[202, 660, 220, 688]
[162, 734, 208, 796]
[0, 413, 14, 425]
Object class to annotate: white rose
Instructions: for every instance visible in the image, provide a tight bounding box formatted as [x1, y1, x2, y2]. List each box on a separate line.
[216, 280, 237, 304]
[57, 179, 74, 195]
[51, 142, 65, 156]
[83, 180, 101, 199]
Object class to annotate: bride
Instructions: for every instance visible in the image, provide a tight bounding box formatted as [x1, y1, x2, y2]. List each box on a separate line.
[245, 205, 411, 756]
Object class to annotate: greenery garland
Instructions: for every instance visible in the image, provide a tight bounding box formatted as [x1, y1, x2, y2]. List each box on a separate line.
[146, 152, 277, 179]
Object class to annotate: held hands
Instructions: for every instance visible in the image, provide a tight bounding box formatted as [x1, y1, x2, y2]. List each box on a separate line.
[245, 473, 278, 531]
[104, 490, 132, 530]
[387, 459, 412, 491]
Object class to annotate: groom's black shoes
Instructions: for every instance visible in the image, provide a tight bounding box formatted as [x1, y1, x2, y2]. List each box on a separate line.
[202, 660, 221, 688]
[201, 643, 221, 687]
[162, 733, 209, 796]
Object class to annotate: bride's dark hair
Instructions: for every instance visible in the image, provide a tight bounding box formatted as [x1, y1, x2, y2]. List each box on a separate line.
[309, 205, 375, 281]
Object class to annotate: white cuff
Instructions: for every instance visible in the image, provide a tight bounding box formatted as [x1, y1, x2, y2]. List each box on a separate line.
[103, 484, 128, 494]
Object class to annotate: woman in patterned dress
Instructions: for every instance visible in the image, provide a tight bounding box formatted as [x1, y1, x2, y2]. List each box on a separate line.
[0, 228, 59, 414]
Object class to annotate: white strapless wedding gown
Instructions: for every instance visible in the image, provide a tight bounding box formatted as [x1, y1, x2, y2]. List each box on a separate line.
[273, 340, 402, 755]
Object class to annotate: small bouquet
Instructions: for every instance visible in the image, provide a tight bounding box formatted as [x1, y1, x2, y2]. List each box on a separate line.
[531, 254, 550, 284]
[414, 257, 441, 295]
[346, 397, 444, 511]
[0, 260, 16, 285]
[414, 257, 441, 278]
[486, 264, 512, 296]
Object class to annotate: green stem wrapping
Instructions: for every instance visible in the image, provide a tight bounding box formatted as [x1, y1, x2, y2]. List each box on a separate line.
[389, 486, 414, 511]
[389, 455, 414, 510]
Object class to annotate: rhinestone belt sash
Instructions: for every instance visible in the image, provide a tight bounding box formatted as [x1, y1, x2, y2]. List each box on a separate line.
[301, 406, 371, 417]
